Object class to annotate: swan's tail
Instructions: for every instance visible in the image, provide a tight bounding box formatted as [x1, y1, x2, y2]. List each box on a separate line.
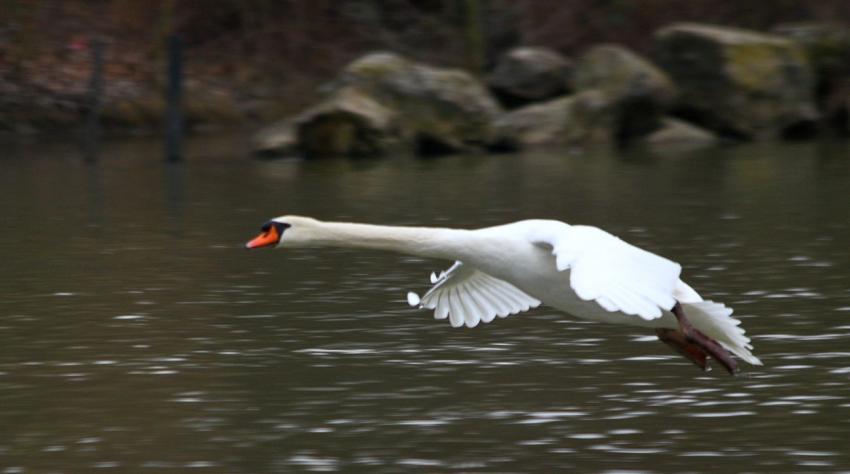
[684, 300, 763, 366]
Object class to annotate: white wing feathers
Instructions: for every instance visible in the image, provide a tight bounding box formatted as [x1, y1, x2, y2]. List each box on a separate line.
[543, 225, 682, 320]
[407, 261, 541, 328]
[684, 300, 762, 365]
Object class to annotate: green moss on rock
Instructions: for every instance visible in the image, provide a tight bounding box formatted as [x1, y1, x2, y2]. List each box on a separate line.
[574, 45, 676, 143]
[654, 23, 817, 139]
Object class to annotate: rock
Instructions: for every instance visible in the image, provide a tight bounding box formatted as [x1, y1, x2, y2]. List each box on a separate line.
[562, 89, 618, 145]
[297, 86, 398, 158]
[654, 23, 818, 139]
[573, 44, 676, 143]
[252, 86, 398, 158]
[774, 23, 850, 79]
[773, 23, 850, 132]
[493, 90, 616, 147]
[493, 96, 573, 146]
[642, 117, 720, 150]
[339, 52, 412, 89]
[487, 47, 573, 107]
[337, 52, 503, 154]
[251, 119, 299, 157]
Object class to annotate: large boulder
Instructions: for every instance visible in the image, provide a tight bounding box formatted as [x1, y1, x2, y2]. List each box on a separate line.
[336, 52, 503, 154]
[493, 90, 616, 147]
[562, 89, 618, 146]
[573, 44, 677, 143]
[252, 86, 398, 158]
[654, 23, 818, 139]
[487, 47, 573, 107]
[296, 87, 399, 158]
[493, 97, 573, 146]
[642, 117, 720, 150]
[773, 23, 850, 133]
[252, 118, 299, 157]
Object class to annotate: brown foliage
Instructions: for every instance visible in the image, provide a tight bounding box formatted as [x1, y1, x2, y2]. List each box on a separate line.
[1, 0, 849, 131]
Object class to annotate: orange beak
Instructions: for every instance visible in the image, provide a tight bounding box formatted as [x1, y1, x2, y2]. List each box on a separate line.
[245, 225, 281, 249]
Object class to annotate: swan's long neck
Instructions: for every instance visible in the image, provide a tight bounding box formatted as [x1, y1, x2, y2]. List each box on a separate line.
[306, 221, 474, 260]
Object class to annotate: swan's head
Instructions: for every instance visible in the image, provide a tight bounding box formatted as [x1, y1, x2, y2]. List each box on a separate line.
[245, 215, 322, 249]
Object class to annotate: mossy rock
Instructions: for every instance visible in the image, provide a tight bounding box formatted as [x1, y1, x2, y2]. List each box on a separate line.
[493, 96, 574, 146]
[251, 118, 298, 157]
[487, 47, 573, 107]
[252, 86, 398, 158]
[563, 89, 617, 146]
[773, 23, 850, 131]
[493, 90, 618, 148]
[342, 52, 413, 85]
[257, 51, 505, 157]
[642, 117, 720, 150]
[654, 23, 818, 139]
[574, 45, 676, 143]
[298, 113, 375, 158]
[773, 23, 850, 79]
[337, 52, 503, 154]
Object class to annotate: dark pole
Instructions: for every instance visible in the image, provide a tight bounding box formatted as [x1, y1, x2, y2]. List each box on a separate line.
[463, 0, 485, 75]
[165, 34, 183, 162]
[83, 38, 104, 162]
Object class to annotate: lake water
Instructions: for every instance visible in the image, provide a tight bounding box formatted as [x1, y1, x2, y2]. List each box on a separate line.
[1, 135, 849, 472]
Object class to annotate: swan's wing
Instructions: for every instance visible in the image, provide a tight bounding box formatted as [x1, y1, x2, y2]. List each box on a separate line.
[538, 225, 681, 320]
[406, 261, 541, 328]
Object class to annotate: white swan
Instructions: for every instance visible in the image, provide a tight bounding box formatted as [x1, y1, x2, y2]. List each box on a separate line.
[246, 216, 762, 374]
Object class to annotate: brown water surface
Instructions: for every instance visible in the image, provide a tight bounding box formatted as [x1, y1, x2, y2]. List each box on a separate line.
[1, 136, 849, 472]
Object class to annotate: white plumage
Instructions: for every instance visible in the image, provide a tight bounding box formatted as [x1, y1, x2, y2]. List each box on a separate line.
[408, 261, 541, 328]
[248, 216, 763, 369]
[547, 224, 680, 320]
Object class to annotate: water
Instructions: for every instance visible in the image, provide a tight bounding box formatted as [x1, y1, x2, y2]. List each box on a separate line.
[1, 135, 849, 472]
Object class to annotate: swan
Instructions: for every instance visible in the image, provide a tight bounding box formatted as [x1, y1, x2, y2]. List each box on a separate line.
[246, 216, 762, 374]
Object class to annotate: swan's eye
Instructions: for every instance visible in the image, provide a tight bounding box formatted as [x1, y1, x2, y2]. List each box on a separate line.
[260, 221, 291, 236]
[260, 222, 290, 234]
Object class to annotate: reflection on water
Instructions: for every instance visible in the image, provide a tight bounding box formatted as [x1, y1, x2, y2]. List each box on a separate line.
[1, 136, 850, 472]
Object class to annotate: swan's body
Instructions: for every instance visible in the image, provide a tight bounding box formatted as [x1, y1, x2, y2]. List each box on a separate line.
[246, 216, 762, 371]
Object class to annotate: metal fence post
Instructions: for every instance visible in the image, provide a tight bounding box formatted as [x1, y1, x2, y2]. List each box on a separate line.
[83, 38, 104, 162]
[165, 34, 183, 162]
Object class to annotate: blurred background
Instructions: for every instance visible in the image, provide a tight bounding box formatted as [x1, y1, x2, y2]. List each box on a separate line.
[2, 0, 850, 140]
[2, 2, 850, 473]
